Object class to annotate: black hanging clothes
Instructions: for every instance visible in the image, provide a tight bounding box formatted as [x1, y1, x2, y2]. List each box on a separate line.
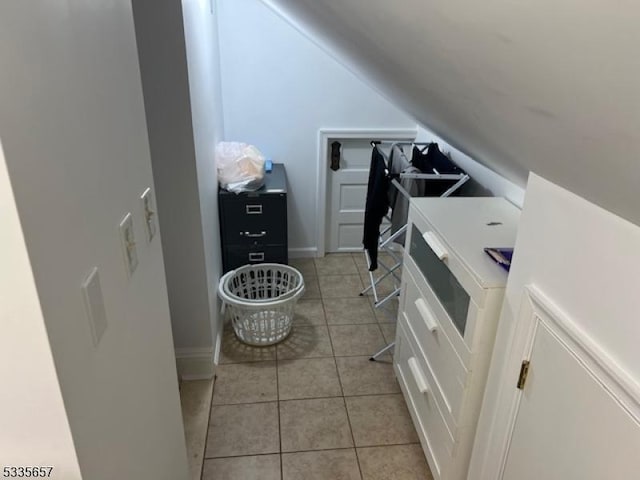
[411, 144, 463, 197]
[410, 145, 433, 173]
[362, 146, 389, 271]
[413, 143, 463, 174]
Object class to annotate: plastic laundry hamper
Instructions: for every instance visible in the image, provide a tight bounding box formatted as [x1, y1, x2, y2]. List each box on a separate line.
[218, 263, 305, 346]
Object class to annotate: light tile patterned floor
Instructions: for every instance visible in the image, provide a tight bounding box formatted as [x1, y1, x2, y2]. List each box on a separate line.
[179, 379, 214, 480]
[202, 253, 433, 480]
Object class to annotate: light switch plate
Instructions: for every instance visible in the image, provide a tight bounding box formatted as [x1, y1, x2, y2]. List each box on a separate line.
[82, 267, 107, 346]
[140, 187, 157, 243]
[119, 212, 138, 275]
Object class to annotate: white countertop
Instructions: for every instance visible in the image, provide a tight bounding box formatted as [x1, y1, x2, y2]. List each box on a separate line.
[410, 197, 521, 288]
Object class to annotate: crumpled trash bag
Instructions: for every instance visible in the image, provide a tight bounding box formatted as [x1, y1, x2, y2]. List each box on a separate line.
[216, 142, 265, 193]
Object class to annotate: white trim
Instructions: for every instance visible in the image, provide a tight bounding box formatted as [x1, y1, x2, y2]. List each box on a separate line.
[316, 128, 418, 257]
[175, 347, 215, 381]
[288, 247, 318, 259]
[213, 327, 223, 366]
[476, 284, 640, 480]
[527, 285, 640, 413]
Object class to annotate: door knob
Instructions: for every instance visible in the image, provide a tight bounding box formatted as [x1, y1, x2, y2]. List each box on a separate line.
[330, 141, 341, 171]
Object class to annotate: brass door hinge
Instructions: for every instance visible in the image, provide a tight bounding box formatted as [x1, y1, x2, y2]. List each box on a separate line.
[516, 360, 530, 390]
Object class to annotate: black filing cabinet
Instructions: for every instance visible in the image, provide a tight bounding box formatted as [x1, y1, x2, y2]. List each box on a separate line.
[219, 164, 288, 272]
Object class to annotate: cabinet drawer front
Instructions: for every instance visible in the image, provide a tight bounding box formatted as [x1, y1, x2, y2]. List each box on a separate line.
[395, 321, 453, 480]
[223, 245, 288, 272]
[402, 268, 469, 425]
[405, 253, 478, 365]
[220, 195, 287, 245]
[408, 209, 486, 307]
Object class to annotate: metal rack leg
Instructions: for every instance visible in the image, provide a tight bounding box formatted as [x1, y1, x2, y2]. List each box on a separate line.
[369, 341, 395, 361]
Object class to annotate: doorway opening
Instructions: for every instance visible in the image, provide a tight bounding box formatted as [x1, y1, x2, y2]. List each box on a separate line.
[316, 129, 417, 257]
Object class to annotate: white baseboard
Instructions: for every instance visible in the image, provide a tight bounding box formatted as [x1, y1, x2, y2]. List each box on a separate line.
[175, 347, 216, 381]
[288, 247, 318, 259]
[213, 327, 222, 366]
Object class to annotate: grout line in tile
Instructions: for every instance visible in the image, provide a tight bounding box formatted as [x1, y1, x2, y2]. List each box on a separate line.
[272, 390, 401, 404]
[202, 441, 423, 461]
[281, 446, 356, 456]
[275, 342, 283, 480]
[354, 442, 422, 450]
[343, 395, 363, 479]
[204, 448, 281, 460]
[333, 354, 346, 398]
[282, 443, 420, 455]
[281, 443, 422, 455]
[201, 375, 218, 469]
[318, 296, 329, 327]
[276, 352, 396, 361]
[203, 452, 284, 461]
[208, 398, 280, 410]
[325, 323, 339, 379]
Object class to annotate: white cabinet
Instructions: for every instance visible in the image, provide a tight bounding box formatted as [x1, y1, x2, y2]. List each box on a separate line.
[500, 289, 640, 480]
[394, 197, 520, 480]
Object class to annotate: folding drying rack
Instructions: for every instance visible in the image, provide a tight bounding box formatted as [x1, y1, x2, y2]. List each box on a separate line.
[363, 141, 470, 360]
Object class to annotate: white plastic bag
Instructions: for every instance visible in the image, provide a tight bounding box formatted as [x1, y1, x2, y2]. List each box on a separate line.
[215, 142, 266, 193]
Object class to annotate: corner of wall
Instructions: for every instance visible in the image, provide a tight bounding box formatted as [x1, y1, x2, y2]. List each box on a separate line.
[415, 125, 525, 207]
[175, 347, 216, 381]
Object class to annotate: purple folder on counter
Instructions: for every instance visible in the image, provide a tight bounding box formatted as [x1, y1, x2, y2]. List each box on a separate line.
[484, 247, 514, 272]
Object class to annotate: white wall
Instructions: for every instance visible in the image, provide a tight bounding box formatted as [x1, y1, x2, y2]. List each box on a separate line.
[182, 0, 226, 362]
[132, 0, 214, 375]
[263, 0, 640, 229]
[0, 2, 189, 479]
[217, 0, 416, 254]
[415, 126, 525, 207]
[470, 174, 640, 478]
[0, 142, 82, 478]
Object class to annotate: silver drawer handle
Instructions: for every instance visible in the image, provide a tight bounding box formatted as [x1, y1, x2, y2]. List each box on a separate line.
[423, 231, 448, 260]
[241, 231, 266, 238]
[248, 252, 265, 262]
[246, 204, 263, 214]
[408, 357, 430, 394]
[414, 298, 439, 332]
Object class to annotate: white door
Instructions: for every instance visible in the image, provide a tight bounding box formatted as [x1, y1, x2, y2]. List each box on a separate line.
[326, 139, 373, 253]
[502, 292, 640, 480]
[326, 138, 417, 253]
[469, 174, 640, 480]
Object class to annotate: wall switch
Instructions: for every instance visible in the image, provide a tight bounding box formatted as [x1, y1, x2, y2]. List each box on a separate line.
[140, 187, 157, 243]
[119, 212, 138, 275]
[82, 267, 108, 346]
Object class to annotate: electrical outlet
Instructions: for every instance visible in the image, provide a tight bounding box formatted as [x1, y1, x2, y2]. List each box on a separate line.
[140, 187, 157, 242]
[119, 213, 138, 275]
[82, 267, 107, 346]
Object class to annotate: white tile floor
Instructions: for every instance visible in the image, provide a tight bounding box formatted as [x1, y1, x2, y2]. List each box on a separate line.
[182, 254, 433, 480]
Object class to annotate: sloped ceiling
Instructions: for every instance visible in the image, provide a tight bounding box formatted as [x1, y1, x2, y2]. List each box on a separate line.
[263, 0, 640, 224]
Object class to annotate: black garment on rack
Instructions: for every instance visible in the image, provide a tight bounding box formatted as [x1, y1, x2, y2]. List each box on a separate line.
[412, 144, 463, 197]
[412, 143, 463, 174]
[362, 146, 389, 271]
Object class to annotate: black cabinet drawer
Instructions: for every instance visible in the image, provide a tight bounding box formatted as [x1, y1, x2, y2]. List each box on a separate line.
[223, 244, 288, 272]
[219, 194, 287, 246]
[219, 164, 288, 273]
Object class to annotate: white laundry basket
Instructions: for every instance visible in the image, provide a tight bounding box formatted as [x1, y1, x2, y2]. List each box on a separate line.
[218, 263, 305, 346]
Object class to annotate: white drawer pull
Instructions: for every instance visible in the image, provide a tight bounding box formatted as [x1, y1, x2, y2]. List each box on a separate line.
[423, 231, 448, 260]
[408, 357, 429, 394]
[414, 298, 438, 332]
